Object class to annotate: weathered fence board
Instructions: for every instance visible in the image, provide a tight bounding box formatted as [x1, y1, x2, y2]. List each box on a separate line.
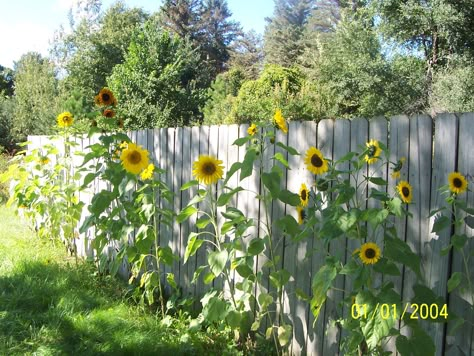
[28, 114, 474, 356]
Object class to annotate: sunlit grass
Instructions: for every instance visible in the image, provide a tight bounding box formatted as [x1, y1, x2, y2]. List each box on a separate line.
[0, 205, 247, 355]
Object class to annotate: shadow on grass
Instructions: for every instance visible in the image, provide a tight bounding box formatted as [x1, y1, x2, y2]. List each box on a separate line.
[0, 259, 219, 355]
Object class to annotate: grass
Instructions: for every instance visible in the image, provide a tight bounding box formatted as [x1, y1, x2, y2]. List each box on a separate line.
[0, 205, 248, 355]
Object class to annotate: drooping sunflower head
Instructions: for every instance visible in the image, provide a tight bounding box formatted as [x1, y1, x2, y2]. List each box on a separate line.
[95, 88, 117, 107]
[364, 139, 382, 165]
[273, 109, 288, 134]
[120, 142, 149, 174]
[103, 109, 116, 118]
[140, 163, 155, 180]
[448, 172, 468, 195]
[304, 147, 328, 175]
[391, 157, 406, 179]
[299, 183, 310, 207]
[192, 155, 224, 185]
[359, 242, 381, 265]
[57, 111, 74, 128]
[248, 123, 257, 136]
[397, 180, 413, 204]
[296, 206, 306, 225]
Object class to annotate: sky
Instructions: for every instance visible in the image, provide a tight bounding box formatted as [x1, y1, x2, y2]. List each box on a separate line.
[0, 0, 274, 69]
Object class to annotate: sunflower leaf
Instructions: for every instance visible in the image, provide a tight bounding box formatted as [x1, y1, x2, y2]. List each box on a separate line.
[184, 233, 204, 263]
[217, 186, 244, 207]
[276, 142, 299, 155]
[181, 180, 199, 191]
[278, 189, 300, 206]
[240, 149, 257, 181]
[464, 216, 474, 229]
[233, 136, 251, 146]
[177, 205, 198, 223]
[384, 234, 421, 278]
[262, 172, 281, 198]
[224, 162, 242, 185]
[447, 272, 462, 293]
[431, 215, 451, 234]
[273, 152, 289, 168]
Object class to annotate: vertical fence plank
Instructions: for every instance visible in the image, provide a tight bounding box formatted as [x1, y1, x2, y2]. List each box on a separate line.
[428, 113, 458, 355]
[445, 113, 474, 356]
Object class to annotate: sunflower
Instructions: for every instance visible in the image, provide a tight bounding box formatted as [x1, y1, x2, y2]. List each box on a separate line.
[391, 157, 406, 179]
[296, 206, 306, 225]
[448, 172, 468, 195]
[95, 88, 117, 107]
[120, 142, 149, 174]
[274, 109, 288, 134]
[304, 147, 328, 175]
[39, 156, 50, 165]
[192, 155, 224, 185]
[248, 123, 257, 136]
[359, 242, 381, 265]
[140, 163, 155, 180]
[57, 111, 74, 128]
[103, 109, 116, 118]
[364, 139, 382, 165]
[117, 118, 124, 129]
[397, 180, 413, 204]
[299, 183, 310, 207]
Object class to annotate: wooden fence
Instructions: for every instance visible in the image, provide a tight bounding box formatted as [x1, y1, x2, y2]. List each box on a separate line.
[28, 113, 474, 355]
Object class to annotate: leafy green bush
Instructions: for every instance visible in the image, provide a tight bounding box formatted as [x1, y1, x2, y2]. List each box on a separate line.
[0, 154, 11, 203]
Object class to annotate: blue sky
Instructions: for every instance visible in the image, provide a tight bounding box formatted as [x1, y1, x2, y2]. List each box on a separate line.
[0, 0, 274, 68]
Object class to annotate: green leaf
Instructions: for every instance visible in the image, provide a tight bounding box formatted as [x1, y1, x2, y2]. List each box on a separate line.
[240, 149, 257, 181]
[431, 215, 451, 234]
[335, 185, 355, 205]
[166, 273, 177, 290]
[269, 269, 291, 290]
[196, 216, 211, 229]
[226, 310, 242, 328]
[277, 324, 292, 347]
[387, 197, 403, 217]
[119, 178, 136, 196]
[89, 190, 114, 215]
[82, 172, 97, 189]
[203, 272, 215, 285]
[396, 323, 435, 356]
[258, 293, 273, 310]
[201, 296, 229, 323]
[217, 186, 244, 207]
[452, 234, 468, 250]
[223, 162, 242, 185]
[208, 249, 228, 276]
[276, 142, 299, 155]
[233, 136, 251, 146]
[273, 152, 289, 168]
[464, 216, 474, 229]
[338, 209, 359, 232]
[384, 234, 421, 278]
[373, 258, 401, 276]
[275, 215, 300, 237]
[177, 205, 198, 223]
[262, 172, 281, 198]
[158, 246, 176, 266]
[191, 266, 206, 284]
[184, 233, 204, 263]
[278, 189, 300, 206]
[181, 180, 199, 190]
[368, 176, 388, 185]
[311, 264, 337, 320]
[248, 238, 265, 255]
[447, 272, 462, 293]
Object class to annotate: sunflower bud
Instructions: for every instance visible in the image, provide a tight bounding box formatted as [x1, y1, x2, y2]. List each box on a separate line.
[270, 137, 275, 144]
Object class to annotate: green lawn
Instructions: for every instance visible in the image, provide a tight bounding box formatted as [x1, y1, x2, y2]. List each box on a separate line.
[0, 205, 243, 355]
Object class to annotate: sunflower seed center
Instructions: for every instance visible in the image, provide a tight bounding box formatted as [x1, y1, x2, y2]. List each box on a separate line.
[301, 189, 307, 201]
[102, 93, 110, 102]
[453, 177, 463, 188]
[402, 187, 410, 197]
[311, 154, 323, 168]
[203, 163, 216, 175]
[365, 248, 376, 259]
[128, 151, 142, 164]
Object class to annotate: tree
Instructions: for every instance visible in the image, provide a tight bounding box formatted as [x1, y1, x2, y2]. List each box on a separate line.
[158, 0, 241, 77]
[228, 30, 264, 79]
[108, 20, 210, 129]
[0, 65, 14, 97]
[12, 53, 59, 141]
[263, 0, 315, 66]
[0, 96, 15, 152]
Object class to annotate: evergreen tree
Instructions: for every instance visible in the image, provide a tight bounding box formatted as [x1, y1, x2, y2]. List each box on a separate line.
[0, 65, 14, 97]
[228, 30, 264, 79]
[263, 0, 314, 67]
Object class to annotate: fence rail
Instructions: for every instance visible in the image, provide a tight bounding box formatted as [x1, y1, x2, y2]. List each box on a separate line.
[28, 113, 474, 356]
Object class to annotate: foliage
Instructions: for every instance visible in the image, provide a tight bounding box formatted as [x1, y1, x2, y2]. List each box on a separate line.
[108, 20, 210, 128]
[12, 52, 59, 142]
[0, 65, 14, 96]
[0, 96, 16, 153]
[228, 30, 264, 79]
[158, 0, 242, 76]
[430, 56, 474, 113]
[0, 205, 244, 355]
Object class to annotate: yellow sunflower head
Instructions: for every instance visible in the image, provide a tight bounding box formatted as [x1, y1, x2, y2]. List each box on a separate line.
[299, 183, 310, 207]
[248, 123, 257, 136]
[397, 180, 413, 204]
[95, 88, 117, 107]
[391, 157, 405, 179]
[192, 155, 224, 185]
[103, 108, 116, 118]
[140, 163, 155, 180]
[296, 206, 306, 225]
[359, 242, 381, 265]
[273, 109, 288, 134]
[57, 111, 74, 128]
[448, 172, 468, 195]
[120, 142, 149, 175]
[364, 139, 382, 165]
[304, 147, 328, 175]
